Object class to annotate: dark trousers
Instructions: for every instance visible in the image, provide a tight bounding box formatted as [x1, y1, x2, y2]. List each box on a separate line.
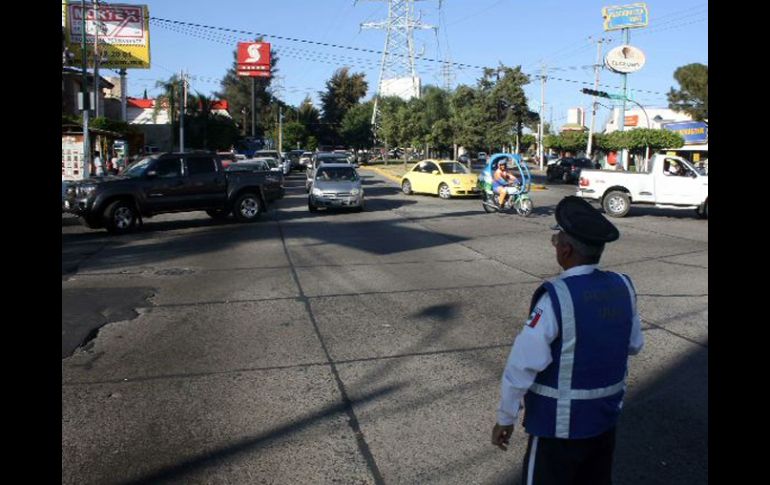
[520, 427, 616, 485]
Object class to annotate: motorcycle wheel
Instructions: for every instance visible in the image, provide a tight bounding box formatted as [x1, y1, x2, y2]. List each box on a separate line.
[515, 198, 533, 217]
[482, 193, 497, 213]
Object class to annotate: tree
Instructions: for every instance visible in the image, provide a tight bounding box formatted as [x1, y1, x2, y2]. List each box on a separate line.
[216, 39, 279, 140]
[319, 67, 368, 145]
[667, 63, 708, 121]
[340, 101, 374, 149]
[297, 96, 321, 140]
[544, 131, 588, 155]
[282, 121, 307, 150]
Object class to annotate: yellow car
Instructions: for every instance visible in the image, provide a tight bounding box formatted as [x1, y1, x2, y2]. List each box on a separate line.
[400, 160, 479, 199]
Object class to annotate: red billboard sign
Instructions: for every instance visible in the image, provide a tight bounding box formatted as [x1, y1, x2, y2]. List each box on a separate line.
[237, 42, 271, 78]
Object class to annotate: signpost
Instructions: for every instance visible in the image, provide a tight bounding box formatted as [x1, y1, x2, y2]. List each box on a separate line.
[601, 3, 648, 170]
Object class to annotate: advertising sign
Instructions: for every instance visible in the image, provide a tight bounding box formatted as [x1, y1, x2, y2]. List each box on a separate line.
[237, 42, 271, 77]
[62, 135, 86, 181]
[605, 45, 646, 73]
[625, 115, 638, 127]
[662, 121, 708, 145]
[602, 3, 649, 31]
[64, 2, 151, 69]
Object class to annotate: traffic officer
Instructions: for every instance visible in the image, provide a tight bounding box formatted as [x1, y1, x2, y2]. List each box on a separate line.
[491, 196, 644, 485]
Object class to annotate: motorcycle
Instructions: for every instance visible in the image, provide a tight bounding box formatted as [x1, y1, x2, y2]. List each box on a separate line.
[478, 153, 534, 217]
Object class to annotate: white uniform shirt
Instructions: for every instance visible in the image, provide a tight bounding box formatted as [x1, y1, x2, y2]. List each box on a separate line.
[496, 264, 644, 426]
[93, 156, 104, 176]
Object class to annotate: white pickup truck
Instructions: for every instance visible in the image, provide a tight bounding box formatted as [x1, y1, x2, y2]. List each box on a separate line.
[576, 154, 708, 218]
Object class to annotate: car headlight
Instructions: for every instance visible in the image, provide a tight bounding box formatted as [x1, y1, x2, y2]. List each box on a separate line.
[350, 188, 360, 195]
[77, 184, 98, 196]
[312, 187, 323, 196]
[451, 178, 461, 185]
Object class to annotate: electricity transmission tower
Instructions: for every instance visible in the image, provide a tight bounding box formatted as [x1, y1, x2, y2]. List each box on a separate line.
[357, 0, 437, 138]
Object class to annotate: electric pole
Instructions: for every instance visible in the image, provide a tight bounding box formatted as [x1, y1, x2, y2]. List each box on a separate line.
[538, 64, 547, 170]
[179, 69, 187, 153]
[586, 37, 607, 160]
[80, 0, 91, 179]
[93, 0, 101, 119]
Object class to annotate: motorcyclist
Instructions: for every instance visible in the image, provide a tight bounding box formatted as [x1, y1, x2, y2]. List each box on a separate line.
[492, 157, 520, 207]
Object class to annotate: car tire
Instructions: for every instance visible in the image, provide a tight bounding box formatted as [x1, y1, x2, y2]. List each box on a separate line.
[103, 199, 137, 234]
[602, 191, 630, 218]
[233, 192, 263, 222]
[438, 183, 451, 199]
[402, 179, 413, 195]
[308, 198, 318, 212]
[562, 171, 570, 183]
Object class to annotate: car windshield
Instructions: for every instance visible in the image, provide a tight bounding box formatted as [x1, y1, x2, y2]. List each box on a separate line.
[316, 167, 358, 181]
[439, 162, 469, 174]
[122, 157, 154, 177]
[257, 158, 279, 168]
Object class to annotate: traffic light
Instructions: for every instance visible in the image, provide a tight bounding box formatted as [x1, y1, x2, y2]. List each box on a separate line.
[581, 88, 610, 98]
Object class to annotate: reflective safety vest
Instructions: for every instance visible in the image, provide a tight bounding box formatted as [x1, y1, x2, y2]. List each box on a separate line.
[523, 270, 636, 439]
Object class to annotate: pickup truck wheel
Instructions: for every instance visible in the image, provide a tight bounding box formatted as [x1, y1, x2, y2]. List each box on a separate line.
[104, 200, 137, 234]
[602, 191, 630, 218]
[698, 201, 708, 219]
[206, 209, 230, 220]
[233, 193, 262, 222]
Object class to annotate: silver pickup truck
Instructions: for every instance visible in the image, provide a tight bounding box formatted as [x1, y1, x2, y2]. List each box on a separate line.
[576, 154, 708, 218]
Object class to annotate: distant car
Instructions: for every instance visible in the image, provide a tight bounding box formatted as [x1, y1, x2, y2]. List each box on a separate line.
[226, 159, 284, 201]
[546, 157, 599, 183]
[308, 163, 364, 212]
[477, 152, 488, 162]
[400, 160, 479, 199]
[287, 149, 305, 170]
[217, 152, 238, 169]
[253, 150, 290, 176]
[299, 151, 314, 169]
[458, 154, 471, 165]
[306, 152, 357, 191]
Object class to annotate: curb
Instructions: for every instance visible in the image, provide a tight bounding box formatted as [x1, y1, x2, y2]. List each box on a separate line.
[360, 165, 549, 191]
[358, 165, 403, 184]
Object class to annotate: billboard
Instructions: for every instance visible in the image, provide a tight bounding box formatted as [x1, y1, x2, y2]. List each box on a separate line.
[602, 3, 649, 31]
[380, 77, 421, 101]
[605, 45, 646, 73]
[64, 2, 151, 69]
[237, 42, 271, 77]
[662, 121, 708, 145]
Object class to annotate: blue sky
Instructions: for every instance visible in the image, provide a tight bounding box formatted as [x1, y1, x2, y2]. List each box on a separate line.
[111, 0, 707, 130]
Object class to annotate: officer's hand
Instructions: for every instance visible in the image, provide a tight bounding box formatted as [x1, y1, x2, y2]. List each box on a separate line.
[491, 423, 514, 451]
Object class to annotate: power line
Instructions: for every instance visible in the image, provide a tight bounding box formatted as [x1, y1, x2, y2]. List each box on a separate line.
[149, 16, 681, 100]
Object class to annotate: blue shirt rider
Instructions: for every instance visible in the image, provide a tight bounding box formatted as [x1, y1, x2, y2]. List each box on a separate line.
[492, 158, 519, 207]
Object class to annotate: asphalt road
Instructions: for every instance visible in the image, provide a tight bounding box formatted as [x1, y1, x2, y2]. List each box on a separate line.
[62, 169, 708, 484]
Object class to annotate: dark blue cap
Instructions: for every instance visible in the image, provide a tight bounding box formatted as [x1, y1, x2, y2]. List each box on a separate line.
[553, 196, 620, 246]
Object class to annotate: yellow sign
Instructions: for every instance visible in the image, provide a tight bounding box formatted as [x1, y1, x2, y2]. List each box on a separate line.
[63, 2, 151, 69]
